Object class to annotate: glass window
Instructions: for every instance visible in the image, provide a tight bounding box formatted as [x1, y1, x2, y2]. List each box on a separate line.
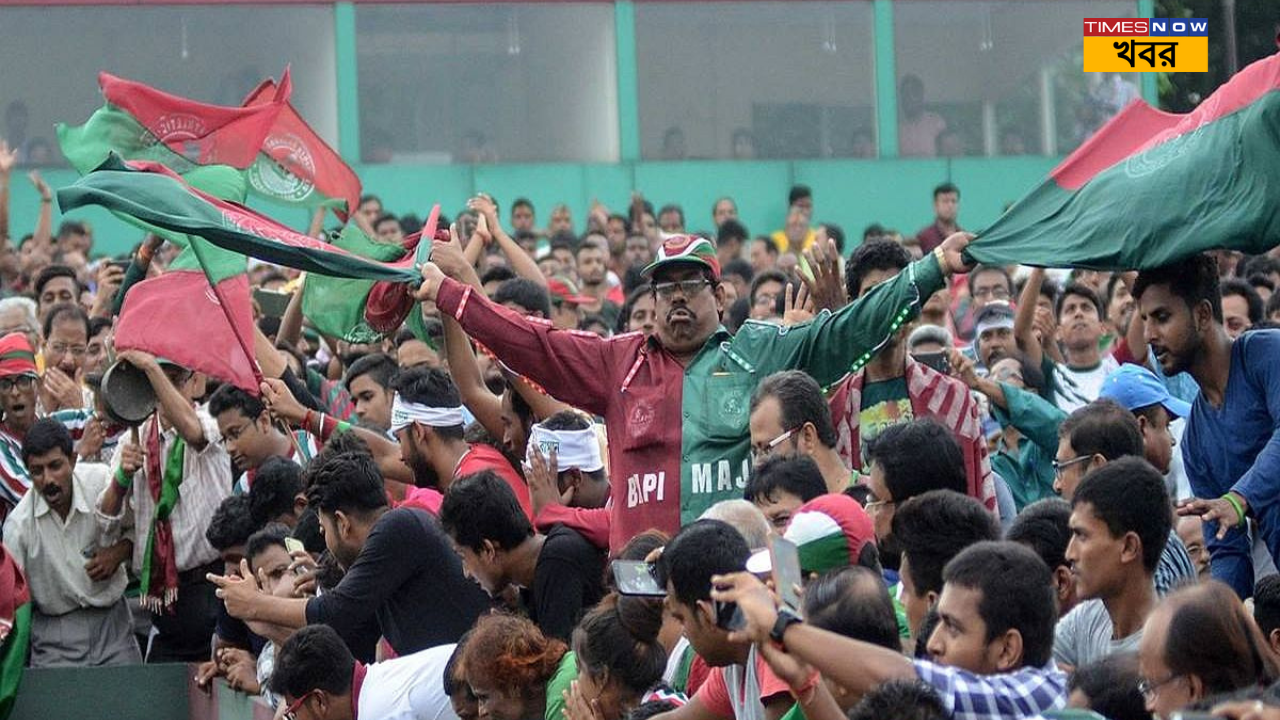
[894, 1, 1140, 158]
[356, 3, 618, 164]
[636, 2, 876, 161]
[0, 5, 337, 168]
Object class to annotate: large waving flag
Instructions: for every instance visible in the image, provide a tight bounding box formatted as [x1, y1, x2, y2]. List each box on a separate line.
[57, 70, 291, 174]
[242, 78, 362, 220]
[969, 53, 1280, 269]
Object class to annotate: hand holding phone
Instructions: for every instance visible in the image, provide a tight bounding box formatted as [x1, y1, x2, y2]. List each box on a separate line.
[612, 560, 666, 597]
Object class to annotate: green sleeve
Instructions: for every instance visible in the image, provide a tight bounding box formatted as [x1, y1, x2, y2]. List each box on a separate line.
[0, 603, 30, 720]
[777, 704, 806, 720]
[544, 651, 577, 720]
[748, 254, 946, 386]
[994, 382, 1067, 455]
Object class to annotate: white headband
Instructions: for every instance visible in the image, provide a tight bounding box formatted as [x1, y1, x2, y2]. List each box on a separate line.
[390, 394, 466, 434]
[525, 423, 603, 473]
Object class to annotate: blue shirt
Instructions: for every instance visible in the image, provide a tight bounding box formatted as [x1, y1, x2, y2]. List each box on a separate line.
[1181, 330, 1280, 510]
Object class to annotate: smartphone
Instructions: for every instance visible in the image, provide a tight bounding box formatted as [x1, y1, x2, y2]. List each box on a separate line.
[771, 536, 804, 616]
[612, 560, 666, 597]
[912, 351, 950, 374]
[714, 599, 746, 631]
[284, 537, 306, 555]
[108, 259, 132, 273]
[253, 288, 292, 318]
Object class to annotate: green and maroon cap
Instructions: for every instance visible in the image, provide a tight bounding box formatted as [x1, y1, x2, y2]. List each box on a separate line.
[641, 235, 720, 281]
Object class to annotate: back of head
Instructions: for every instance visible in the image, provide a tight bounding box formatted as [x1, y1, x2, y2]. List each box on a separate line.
[1255, 575, 1280, 638]
[656, 519, 750, 608]
[1072, 456, 1171, 573]
[1133, 253, 1223, 323]
[894, 490, 1001, 599]
[744, 455, 827, 505]
[801, 566, 899, 651]
[440, 470, 533, 552]
[750, 370, 837, 450]
[269, 625, 355, 699]
[1006, 497, 1072, 571]
[573, 593, 666, 697]
[717, 219, 748, 245]
[1059, 399, 1144, 461]
[846, 679, 949, 720]
[461, 613, 567, 697]
[864, 419, 966, 503]
[20, 417, 73, 464]
[343, 352, 399, 392]
[248, 457, 303, 527]
[847, 239, 910, 300]
[1069, 652, 1148, 720]
[303, 448, 387, 517]
[942, 541, 1057, 668]
[1164, 581, 1280, 695]
[205, 494, 257, 551]
[494, 278, 554, 319]
[698, 500, 771, 551]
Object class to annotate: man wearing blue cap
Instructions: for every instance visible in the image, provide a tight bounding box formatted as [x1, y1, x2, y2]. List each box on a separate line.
[1098, 363, 1191, 489]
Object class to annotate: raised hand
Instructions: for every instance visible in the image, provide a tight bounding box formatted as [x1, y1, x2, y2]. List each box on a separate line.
[526, 445, 570, 516]
[27, 170, 51, 201]
[803, 237, 846, 313]
[259, 377, 307, 426]
[937, 232, 976, 275]
[0, 141, 15, 176]
[781, 283, 814, 327]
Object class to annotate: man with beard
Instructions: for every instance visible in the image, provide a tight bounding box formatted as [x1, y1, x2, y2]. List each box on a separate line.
[971, 302, 1019, 372]
[2, 419, 138, 666]
[826, 240, 993, 510]
[209, 444, 489, 656]
[416, 232, 975, 552]
[575, 237, 620, 326]
[1135, 254, 1280, 599]
[389, 366, 531, 518]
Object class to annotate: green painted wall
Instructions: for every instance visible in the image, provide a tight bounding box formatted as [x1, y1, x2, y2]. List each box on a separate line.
[23, 156, 1055, 260]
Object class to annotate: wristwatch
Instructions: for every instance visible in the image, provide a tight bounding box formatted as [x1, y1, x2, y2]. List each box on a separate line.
[770, 606, 803, 645]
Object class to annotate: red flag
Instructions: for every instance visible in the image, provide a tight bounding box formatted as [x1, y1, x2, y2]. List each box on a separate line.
[99, 68, 292, 169]
[242, 78, 361, 220]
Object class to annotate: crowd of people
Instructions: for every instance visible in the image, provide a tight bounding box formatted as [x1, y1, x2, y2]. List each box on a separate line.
[4, 128, 1280, 720]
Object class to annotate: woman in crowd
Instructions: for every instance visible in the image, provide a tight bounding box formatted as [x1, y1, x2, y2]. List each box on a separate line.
[460, 613, 576, 720]
[565, 592, 672, 720]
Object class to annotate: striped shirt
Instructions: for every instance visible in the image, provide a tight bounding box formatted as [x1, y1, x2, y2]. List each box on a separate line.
[1155, 529, 1198, 596]
[0, 428, 29, 526]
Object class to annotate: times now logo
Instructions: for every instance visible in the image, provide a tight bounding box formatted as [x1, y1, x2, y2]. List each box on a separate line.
[1084, 19, 1150, 35]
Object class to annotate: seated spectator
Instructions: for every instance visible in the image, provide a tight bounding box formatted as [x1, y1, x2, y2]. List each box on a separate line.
[1006, 498, 1079, 618]
[847, 680, 950, 720]
[1066, 652, 1149, 720]
[743, 455, 826, 533]
[565, 592, 674, 720]
[460, 613, 576, 720]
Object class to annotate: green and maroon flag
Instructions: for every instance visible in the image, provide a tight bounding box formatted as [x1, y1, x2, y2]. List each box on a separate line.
[301, 223, 415, 343]
[969, 53, 1280, 269]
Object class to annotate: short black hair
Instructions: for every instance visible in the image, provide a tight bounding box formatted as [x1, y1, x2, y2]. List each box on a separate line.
[749, 270, 788, 307]
[1221, 277, 1264, 324]
[864, 419, 966, 503]
[1133, 254, 1223, 324]
[1238, 255, 1280, 280]
[1255, 575, 1280, 638]
[21, 417, 73, 464]
[42, 302, 90, 341]
[56, 220, 87, 239]
[439, 470, 533, 552]
[1072, 456, 1172, 574]
[717, 220, 748, 245]
[819, 222, 845, 254]
[1059, 398, 1144, 461]
[88, 316, 112, 339]
[1055, 282, 1105, 321]
[721, 259, 754, 284]
[245, 523, 290, 569]
[291, 507, 327, 555]
[511, 197, 534, 213]
[616, 286, 652, 335]
[494, 278, 553, 319]
[969, 265, 1013, 296]
[751, 370, 838, 449]
[743, 455, 827, 505]
[894, 490, 1000, 598]
[1005, 497, 1072, 571]
[657, 204, 685, 227]
[655, 519, 750, 608]
[343, 353, 399, 392]
[208, 383, 266, 421]
[1265, 291, 1280, 320]
[847, 239, 909, 300]
[1069, 653, 1147, 720]
[788, 184, 812, 206]
[269, 625, 354, 699]
[205, 495, 257, 551]
[373, 212, 399, 230]
[847, 680, 949, 720]
[391, 366, 464, 440]
[358, 193, 382, 208]
[801, 566, 900, 651]
[942, 541, 1057, 668]
[480, 266, 516, 288]
[753, 236, 778, 256]
[248, 457, 303, 527]
[303, 447, 387, 517]
[933, 182, 959, 200]
[34, 265, 81, 299]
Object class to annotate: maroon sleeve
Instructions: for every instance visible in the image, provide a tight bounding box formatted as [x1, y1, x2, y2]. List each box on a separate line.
[1111, 336, 1138, 365]
[534, 505, 611, 550]
[436, 278, 622, 417]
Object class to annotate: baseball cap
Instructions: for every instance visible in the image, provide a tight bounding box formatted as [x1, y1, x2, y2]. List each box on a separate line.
[747, 494, 877, 575]
[1099, 363, 1192, 418]
[0, 333, 36, 378]
[547, 276, 593, 306]
[641, 235, 721, 281]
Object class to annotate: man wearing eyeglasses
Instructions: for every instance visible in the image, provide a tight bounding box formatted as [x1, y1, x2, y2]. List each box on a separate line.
[39, 303, 91, 413]
[416, 232, 975, 552]
[0, 332, 41, 523]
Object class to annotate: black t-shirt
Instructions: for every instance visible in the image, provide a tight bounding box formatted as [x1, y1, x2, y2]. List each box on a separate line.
[306, 507, 490, 655]
[528, 524, 607, 642]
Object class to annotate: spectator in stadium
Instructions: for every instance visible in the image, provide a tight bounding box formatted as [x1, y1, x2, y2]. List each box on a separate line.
[460, 613, 576, 720]
[913, 183, 961, 254]
[1066, 653, 1149, 720]
[1006, 498, 1079, 618]
[749, 371, 851, 494]
[1254, 575, 1280, 656]
[743, 455, 827, 533]
[1220, 277, 1263, 339]
[343, 353, 398, 434]
[565, 592, 672, 720]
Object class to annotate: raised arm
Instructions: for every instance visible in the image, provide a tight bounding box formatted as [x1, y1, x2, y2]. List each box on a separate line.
[117, 350, 208, 451]
[29, 171, 53, 251]
[469, 194, 545, 286]
[442, 313, 505, 442]
[1014, 267, 1047, 370]
[276, 276, 306, 350]
[0, 142, 14, 243]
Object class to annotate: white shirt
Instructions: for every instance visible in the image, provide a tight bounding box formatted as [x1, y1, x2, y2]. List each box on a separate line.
[97, 409, 233, 572]
[358, 643, 459, 720]
[1053, 356, 1120, 413]
[3, 463, 127, 615]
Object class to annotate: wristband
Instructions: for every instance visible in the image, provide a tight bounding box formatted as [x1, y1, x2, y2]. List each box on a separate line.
[790, 669, 821, 704]
[304, 410, 315, 436]
[114, 465, 132, 490]
[932, 245, 946, 269]
[1223, 493, 1246, 525]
